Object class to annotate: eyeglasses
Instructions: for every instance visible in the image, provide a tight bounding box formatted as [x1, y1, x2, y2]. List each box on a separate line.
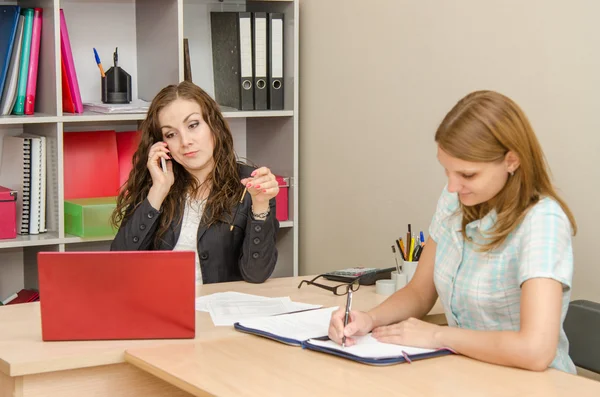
[297, 274, 360, 296]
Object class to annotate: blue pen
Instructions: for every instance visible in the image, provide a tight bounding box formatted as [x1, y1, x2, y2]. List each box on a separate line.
[420, 231, 425, 245]
[93, 48, 106, 78]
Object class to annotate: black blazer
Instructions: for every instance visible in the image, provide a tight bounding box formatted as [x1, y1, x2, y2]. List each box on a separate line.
[110, 164, 279, 284]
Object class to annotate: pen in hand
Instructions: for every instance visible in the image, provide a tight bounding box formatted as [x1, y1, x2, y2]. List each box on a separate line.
[342, 289, 353, 348]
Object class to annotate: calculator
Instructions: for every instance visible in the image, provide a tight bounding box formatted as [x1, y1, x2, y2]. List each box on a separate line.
[322, 267, 395, 285]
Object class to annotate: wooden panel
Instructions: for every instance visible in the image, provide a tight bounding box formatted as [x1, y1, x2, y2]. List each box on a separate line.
[22, 363, 193, 397]
[126, 337, 600, 397]
[0, 370, 18, 397]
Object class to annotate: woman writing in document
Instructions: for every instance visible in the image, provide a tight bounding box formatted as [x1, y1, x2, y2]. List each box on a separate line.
[111, 81, 280, 284]
[329, 90, 577, 373]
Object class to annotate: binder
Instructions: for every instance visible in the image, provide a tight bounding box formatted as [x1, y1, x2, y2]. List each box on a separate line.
[210, 12, 254, 110]
[252, 12, 268, 110]
[116, 130, 141, 189]
[0, 5, 20, 102]
[60, 9, 83, 113]
[267, 13, 284, 110]
[63, 130, 120, 199]
[61, 57, 76, 113]
[24, 8, 42, 115]
[13, 8, 34, 115]
[0, 136, 32, 234]
[27, 135, 42, 234]
[0, 14, 24, 115]
[183, 38, 192, 82]
[234, 307, 453, 366]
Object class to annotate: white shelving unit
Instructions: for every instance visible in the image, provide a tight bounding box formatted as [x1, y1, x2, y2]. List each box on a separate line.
[0, 0, 299, 299]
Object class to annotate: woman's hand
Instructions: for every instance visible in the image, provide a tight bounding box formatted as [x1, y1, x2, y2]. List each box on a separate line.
[328, 307, 375, 347]
[241, 166, 280, 210]
[147, 142, 174, 210]
[372, 317, 443, 349]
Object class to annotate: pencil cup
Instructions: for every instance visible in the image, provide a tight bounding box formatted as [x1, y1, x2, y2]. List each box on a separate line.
[375, 279, 396, 296]
[403, 260, 418, 284]
[395, 272, 407, 291]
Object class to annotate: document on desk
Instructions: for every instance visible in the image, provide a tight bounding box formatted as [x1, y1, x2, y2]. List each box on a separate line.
[198, 292, 322, 326]
[195, 292, 278, 312]
[236, 306, 338, 345]
[307, 334, 437, 359]
[304, 334, 453, 365]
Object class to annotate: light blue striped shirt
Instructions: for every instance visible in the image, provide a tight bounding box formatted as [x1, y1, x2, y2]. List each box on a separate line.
[429, 186, 575, 373]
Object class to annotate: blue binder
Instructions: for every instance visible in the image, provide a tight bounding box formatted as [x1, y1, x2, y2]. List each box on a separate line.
[0, 6, 21, 100]
[234, 307, 454, 366]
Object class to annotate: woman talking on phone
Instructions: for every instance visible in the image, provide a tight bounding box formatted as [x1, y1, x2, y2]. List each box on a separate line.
[111, 81, 280, 284]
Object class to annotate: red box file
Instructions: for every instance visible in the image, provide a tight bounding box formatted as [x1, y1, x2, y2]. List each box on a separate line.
[0, 186, 17, 239]
[63, 130, 119, 199]
[116, 131, 141, 189]
[275, 176, 289, 222]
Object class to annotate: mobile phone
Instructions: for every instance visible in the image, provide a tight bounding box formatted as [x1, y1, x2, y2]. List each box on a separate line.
[160, 157, 167, 173]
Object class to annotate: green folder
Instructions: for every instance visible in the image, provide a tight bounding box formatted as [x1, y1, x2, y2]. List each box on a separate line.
[64, 197, 118, 238]
[12, 8, 33, 115]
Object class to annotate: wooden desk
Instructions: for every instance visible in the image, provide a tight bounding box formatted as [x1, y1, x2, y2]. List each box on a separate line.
[126, 337, 600, 397]
[0, 276, 439, 396]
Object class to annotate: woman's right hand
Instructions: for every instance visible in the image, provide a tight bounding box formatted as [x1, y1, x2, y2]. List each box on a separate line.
[328, 306, 375, 347]
[147, 142, 174, 209]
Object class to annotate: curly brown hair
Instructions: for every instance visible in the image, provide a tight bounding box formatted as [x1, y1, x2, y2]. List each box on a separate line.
[435, 90, 576, 251]
[111, 81, 244, 246]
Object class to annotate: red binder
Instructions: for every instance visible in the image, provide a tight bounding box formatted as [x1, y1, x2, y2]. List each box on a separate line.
[63, 130, 120, 199]
[116, 131, 141, 189]
[61, 58, 75, 113]
[5, 289, 39, 305]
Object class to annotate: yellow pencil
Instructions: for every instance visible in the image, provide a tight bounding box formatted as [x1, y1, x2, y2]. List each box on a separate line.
[229, 188, 247, 231]
[408, 237, 415, 261]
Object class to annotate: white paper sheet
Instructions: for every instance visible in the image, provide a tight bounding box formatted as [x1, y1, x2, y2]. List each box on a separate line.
[237, 307, 338, 341]
[307, 334, 437, 359]
[197, 292, 322, 326]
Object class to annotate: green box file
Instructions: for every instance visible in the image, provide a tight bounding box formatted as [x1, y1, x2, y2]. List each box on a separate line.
[64, 197, 117, 237]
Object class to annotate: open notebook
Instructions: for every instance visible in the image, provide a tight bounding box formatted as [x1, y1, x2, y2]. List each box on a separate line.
[234, 307, 453, 366]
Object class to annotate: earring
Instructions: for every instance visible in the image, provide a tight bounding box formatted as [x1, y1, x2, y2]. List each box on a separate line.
[509, 171, 514, 176]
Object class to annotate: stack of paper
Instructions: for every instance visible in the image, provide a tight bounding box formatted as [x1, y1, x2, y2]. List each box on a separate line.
[82, 99, 150, 114]
[196, 292, 322, 326]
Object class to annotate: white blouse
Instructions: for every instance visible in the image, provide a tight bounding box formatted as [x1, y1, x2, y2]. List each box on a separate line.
[173, 198, 206, 284]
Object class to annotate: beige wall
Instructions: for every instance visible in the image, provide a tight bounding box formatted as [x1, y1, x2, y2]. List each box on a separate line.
[299, 0, 600, 302]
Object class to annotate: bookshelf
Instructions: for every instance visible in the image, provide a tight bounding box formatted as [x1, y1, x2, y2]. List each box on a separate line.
[0, 0, 299, 299]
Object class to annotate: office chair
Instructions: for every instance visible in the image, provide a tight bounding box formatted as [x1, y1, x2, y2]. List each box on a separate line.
[563, 300, 600, 374]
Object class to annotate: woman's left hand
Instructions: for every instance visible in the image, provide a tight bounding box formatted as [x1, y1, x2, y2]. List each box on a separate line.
[241, 166, 280, 206]
[371, 317, 443, 349]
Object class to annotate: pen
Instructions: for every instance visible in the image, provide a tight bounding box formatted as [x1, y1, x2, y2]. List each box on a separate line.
[420, 231, 425, 246]
[342, 289, 353, 348]
[395, 239, 405, 261]
[399, 238, 407, 261]
[229, 187, 248, 231]
[93, 48, 105, 78]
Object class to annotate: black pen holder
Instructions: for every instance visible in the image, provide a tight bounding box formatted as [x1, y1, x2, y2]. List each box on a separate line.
[101, 66, 132, 104]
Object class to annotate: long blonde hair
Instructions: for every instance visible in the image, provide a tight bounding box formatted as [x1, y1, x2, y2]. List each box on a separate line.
[435, 90, 576, 251]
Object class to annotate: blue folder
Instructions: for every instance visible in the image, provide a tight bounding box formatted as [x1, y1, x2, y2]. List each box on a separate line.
[0, 6, 21, 100]
[234, 319, 454, 366]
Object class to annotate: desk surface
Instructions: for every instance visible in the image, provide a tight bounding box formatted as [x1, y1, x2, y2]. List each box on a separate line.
[125, 336, 600, 397]
[0, 276, 444, 377]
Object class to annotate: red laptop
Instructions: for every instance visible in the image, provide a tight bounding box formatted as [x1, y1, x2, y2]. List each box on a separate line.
[38, 251, 195, 341]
